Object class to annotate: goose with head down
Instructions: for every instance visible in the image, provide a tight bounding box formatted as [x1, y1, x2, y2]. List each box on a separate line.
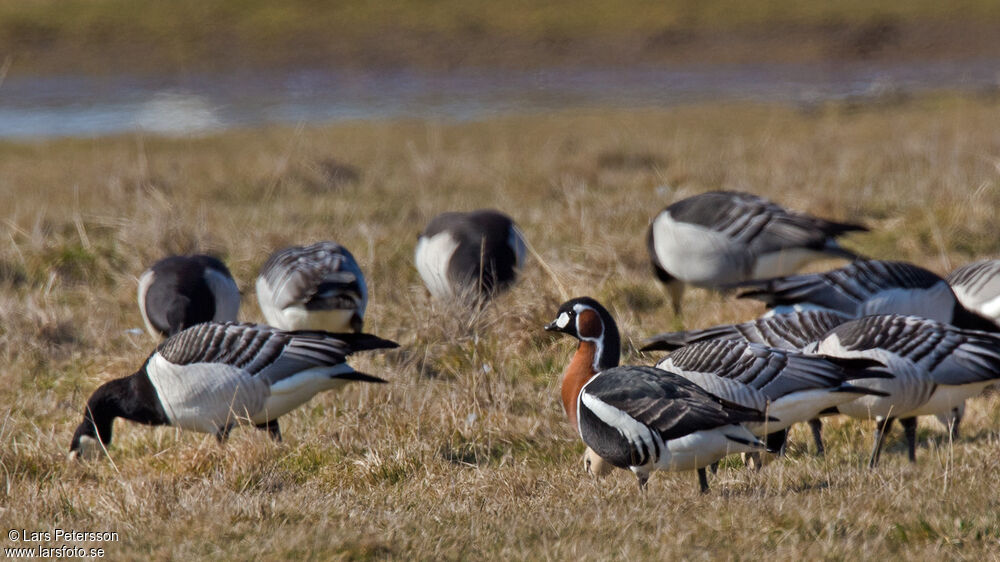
[256, 242, 368, 333]
[138, 254, 240, 338]
[812, 314, 1000, 467]
[647, 190, 865, 315]
[69, 322, 397, 460]
[415, 209, 527, 303]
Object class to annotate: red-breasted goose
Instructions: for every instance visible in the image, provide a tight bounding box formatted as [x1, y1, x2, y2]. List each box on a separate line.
[947, 259, 1000, 326]
[69, 322, 396, 459]
[647, 191, 864, 314]
[415, 209, 527, 302]
[256, 242, 368, 333]
[138, 254, 240, 338]
[545, 297, 769, 492]
[812, 314, 1000, 467]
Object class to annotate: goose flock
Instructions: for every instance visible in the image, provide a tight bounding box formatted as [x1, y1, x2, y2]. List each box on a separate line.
[70, 193, 1000, 494]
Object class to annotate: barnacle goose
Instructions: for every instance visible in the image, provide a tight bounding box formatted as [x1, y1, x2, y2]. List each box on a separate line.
[812, 314, 1000, 467]
[653, 339, 888, 462]
[256, 242, 368, 333]
[415, 209, 527, 302]
[69, 322, 397, 459]
[735, 259, 1000, 331]
[641, 309, 852, 455]
[646, 191, 865, 314]
[138, 254, 240, 338]
[640, 309, 850, 353]
[545, 297, 769, 492]
[947, 259, 1000, 326]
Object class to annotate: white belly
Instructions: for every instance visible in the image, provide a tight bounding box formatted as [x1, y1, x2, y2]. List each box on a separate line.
[252, 364, 355, 423]
[752, 389, 857, 434]
[653, 426, 763, 472]
[752, 248, 825, 279]
[903, 381, 994, 418]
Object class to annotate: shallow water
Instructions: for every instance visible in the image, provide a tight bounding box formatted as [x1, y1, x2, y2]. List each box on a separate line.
[1, 59, 998, 139]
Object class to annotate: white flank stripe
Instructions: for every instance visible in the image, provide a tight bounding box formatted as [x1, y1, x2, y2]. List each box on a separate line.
[580, 392, 658, 462]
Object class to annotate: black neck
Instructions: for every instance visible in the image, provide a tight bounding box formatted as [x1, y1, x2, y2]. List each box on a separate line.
[593, 307, 622, 371]
[70, 369, 169, 450]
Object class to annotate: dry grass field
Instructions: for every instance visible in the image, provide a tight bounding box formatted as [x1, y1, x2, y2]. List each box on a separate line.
[2, 95, 1000, 559]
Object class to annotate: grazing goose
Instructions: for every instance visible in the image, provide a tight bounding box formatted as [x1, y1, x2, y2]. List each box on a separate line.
[415, 209, 527, 301]
[256, 242, 368, 333]
[947, 259, 1000, 325]
[736, 259, 1000, 332]
[640, 309, 849, 353]
[653, 339, 888, 459]
[736, 259, 1000, 442]
[812, 314, 1000, 467]
[545, 297, 769, 492]
[69, 322, 397, 459]
[138, 255, 240, 338]
[641, 309, 852, 454]
[646, 191, 865, 314]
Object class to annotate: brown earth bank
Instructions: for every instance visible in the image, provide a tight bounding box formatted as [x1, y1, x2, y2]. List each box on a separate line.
[4, 17, 1000, 77]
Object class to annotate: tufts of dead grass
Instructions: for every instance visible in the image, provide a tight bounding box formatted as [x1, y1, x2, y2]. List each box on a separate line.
[2, 94, 1000, 559]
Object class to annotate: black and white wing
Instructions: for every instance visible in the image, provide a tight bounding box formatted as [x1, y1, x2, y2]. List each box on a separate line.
[256, 242, 368, 332]
[823, 314, 1000, 387]
[657, 340, 882, 400]
[735, 260, 956, 318]
[641, 309, 849, 352]
[581, 366, 767, 441]
[666, 191, 865, 256]
[948, 259, 1000, 325]
[156, 322, 396, 386]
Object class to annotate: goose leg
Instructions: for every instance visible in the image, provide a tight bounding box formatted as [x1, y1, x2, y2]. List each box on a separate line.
[636, 472, 649, 492]
[697, 468, 710, 494]
[667, 281, 685, 318]
[215, 425, 233, 444]
[255, 419, 282, 442]
[709, 461, 719, 474]
[949, 405, 963, 440]
[900, 417, 917, 463]
[766, 429, 788, 456]
[808, 418, 825, 456]
[868, 417, 895, 469]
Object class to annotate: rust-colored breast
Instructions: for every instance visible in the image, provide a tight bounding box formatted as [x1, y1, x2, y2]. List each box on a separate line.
[561, 341, 597, 428]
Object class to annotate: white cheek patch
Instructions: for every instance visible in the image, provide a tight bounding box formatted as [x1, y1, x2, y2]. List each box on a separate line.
[555, 312, 571, 329]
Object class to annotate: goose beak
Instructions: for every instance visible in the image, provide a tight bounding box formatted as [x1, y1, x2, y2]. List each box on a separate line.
[543, 321, 559, 332]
